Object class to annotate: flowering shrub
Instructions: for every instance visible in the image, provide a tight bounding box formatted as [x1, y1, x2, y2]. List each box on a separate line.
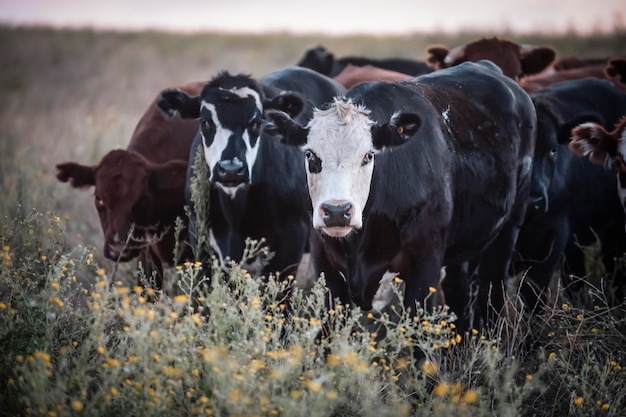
[1, 208, 625, 417]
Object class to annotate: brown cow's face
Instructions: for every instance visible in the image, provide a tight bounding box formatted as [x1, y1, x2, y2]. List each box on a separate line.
[93, 150, 152, 262]
[570, 117, 626, 223]
[428, 38, 555, 81]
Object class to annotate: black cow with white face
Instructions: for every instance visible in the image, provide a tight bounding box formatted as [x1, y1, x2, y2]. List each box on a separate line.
[158, 66, 346, 278]
[513, 78, 626, 308]
[267, 61, 536, 332]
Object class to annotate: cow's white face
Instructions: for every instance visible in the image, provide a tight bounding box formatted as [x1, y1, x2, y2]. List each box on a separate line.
[200, 86, 263, 196]
[302, 101, 377, 238]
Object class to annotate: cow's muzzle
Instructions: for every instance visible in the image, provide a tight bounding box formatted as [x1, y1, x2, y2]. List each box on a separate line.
[214, 159, 249, 186]
[321, 202, 353, 227]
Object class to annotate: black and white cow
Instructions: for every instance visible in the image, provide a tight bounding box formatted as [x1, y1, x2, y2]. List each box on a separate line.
[267, 61, 536, 332]
[157, 66, 346, 278]
[297, 45, 433, 78]
[512, 78, 626, 308]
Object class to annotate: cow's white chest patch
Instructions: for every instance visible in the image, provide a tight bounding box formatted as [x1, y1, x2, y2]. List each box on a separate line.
[371, 270, 399, 313]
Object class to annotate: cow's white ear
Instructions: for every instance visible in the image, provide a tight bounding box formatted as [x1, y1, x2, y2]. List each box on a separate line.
[264, 110, 309, 146]
[157, 89, 200, 119]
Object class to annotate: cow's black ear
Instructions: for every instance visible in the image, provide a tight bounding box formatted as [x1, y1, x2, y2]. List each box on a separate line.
[264, 110, 309, 146]
[56, 162, 96, 188]
[266, 93, 306, 119]
[157, 89, 200, 119]
[520, 45, 556, 77]
[372, 113, 421, 149]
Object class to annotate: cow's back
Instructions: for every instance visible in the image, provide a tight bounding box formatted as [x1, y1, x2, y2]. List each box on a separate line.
[128, 81, 204, 163]
[383, 60, 535, 261]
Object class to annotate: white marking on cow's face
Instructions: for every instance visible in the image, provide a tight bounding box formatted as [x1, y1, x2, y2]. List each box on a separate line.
[371, 270, 398, 313]
[200, 100, 232, 178]
[215, 182, 247, 199]
[200, 86, 263, 188]
[303, 100, 376, 238]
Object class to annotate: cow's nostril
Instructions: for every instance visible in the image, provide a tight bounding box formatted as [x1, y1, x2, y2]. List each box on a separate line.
[321, 202, 352, 227]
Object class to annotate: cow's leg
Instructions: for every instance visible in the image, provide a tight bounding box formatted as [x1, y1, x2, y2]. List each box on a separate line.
[473, 221, 521, 329]
[401, 251, 445, 365]
[308, 231, 352, 309]
[515, 218, 570, 315]
[441, 263, 470, 333]
[598, 227, 626, 305]
[267, 218, 310, 279]
[562, 240, 588, 301]
[402, 252, 445, 316]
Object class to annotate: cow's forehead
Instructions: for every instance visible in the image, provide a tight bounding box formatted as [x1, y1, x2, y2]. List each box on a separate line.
[96, 153, 147, 198]
[307, 100, 374, 155]
[200, 88, 262, 126]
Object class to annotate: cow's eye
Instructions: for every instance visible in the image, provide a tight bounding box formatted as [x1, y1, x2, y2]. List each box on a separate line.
[249, 119, 262, 136]
[304, 149, 322, 174]
[549, 146, 559, 158]
[94, 196, 105, 209]
[361, 151, 375, 166]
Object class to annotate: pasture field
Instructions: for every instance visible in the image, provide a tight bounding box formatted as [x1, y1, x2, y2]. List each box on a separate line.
[1, 25, 626, 416]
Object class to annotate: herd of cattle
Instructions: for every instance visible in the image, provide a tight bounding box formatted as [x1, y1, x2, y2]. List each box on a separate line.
[56, 37, 626, 332]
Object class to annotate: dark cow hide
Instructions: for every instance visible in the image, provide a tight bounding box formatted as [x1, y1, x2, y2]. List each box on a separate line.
[267, 60, 536, 333]
[513, 78, 626, 309]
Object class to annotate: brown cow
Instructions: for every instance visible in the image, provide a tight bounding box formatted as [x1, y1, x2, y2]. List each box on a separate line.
[426, 37, 556, 81]
[332, 64, 412, 89]
[569, 116, 626, 219]
[520, 63, 607, 92]
[606, 57, 626, 90]
[56, 81, 203, 290]
[552, 56, 608, 71]
[520, 57, 626, 93]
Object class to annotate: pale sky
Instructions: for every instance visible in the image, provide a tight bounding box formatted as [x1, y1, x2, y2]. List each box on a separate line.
[0, 0, 623, 35]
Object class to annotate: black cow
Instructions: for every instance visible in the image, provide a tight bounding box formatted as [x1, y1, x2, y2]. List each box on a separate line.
[513, 78, 626, 309]
[157, 66, 346, 279]
[297, 45, 433, 78]
[267, 61, 536, 332]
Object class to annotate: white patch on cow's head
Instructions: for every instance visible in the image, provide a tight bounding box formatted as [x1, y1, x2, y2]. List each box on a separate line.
[215, 182, 247, 199]
[371, 270, 398, 313]
[200, 100, 232, 178]
[200, 86, 263, 190]
[303, 98, 377, 238]
[221, 86, 263, 111]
